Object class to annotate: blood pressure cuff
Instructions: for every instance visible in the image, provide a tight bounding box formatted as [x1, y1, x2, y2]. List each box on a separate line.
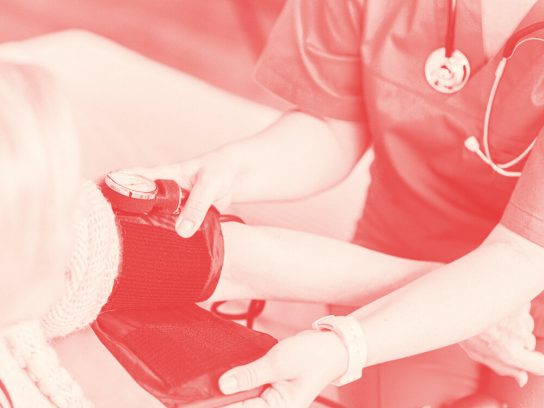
[93, 194, 277, 406]
[101, 207, 224, 312]
[93, 306, 276, 407]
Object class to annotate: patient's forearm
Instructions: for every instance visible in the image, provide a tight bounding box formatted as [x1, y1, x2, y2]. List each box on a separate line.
[211, 222, 439, 305]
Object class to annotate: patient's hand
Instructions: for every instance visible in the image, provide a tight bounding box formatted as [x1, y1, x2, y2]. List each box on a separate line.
[460, 303, 544, 386]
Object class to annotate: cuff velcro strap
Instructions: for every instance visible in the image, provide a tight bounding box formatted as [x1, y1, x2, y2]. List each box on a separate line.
[101, 210, 224, 312]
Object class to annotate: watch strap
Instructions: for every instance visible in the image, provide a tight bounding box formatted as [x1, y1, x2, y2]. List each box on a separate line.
[312, 315, 367, 386]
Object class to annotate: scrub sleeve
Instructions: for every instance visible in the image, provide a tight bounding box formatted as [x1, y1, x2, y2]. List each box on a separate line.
[253, 1, 480, 407]
[474, 130, 544, 407]
[501, 131, 544, 252]
[501, 130, 544, 336]
[253, 0, 365, 121]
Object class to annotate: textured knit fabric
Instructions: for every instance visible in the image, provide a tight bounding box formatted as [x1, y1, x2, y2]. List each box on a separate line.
[1, 322, 91, 408]
[0, 181, 120, 407]
[42, 181, 120, 338]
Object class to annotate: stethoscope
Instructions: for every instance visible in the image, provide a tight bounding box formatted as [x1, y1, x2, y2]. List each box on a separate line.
[424, 0, 544, 177]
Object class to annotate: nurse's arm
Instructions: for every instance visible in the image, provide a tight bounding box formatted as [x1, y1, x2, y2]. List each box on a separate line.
[211, 221, 440, 305]
[349, 224, 544, 368]
[133, 110, 369, 237]
[135, 110, 369, 214]
[229, 110, 370, 202]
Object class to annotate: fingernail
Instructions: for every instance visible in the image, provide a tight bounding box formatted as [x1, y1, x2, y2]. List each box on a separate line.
[518, 372, 529, 387]
[176, 219, 194, 237]
[219, 376, 238, 395]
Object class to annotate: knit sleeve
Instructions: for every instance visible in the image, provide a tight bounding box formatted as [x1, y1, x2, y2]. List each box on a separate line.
[41, 182, 120, 339]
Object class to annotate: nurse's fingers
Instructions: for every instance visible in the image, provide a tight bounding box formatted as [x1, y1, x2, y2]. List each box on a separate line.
[461, 337, 528, 386]
[175, 177, 217, 237]
[222, 398, 269, 408]
[480, 358, 529, 387]
[524, 333, 537, 351]
[503, 304, 535, 337]
[222, 387, 289, 408]
[219, 357, 277, 396]
[505, 348, 544, 377]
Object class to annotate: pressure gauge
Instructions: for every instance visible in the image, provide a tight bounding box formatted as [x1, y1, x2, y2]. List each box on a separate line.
[103, 171, 184, 214]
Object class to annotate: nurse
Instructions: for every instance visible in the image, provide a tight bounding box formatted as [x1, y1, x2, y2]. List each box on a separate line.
[134, 0, 544, 406]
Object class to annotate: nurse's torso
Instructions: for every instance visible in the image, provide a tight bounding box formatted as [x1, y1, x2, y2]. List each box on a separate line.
[354, 0, 544, 262]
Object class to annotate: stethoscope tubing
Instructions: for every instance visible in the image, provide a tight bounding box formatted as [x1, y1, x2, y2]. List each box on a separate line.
[503, 22, 544, 58]
[445, 0, 457, 57]
[438, 0, 544, 177]
[474, 35, 544, 177]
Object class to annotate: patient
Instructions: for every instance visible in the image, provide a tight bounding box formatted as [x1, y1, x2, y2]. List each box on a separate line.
[0, 61, 89, 405]
[0, 60, 165, 407]
[0, 59, 273, 408]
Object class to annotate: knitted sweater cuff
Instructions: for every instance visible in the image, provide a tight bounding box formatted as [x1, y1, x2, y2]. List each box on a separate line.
[41, 182, 120, 339]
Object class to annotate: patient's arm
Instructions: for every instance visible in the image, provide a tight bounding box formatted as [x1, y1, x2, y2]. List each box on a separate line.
[211, 221, 440, 306]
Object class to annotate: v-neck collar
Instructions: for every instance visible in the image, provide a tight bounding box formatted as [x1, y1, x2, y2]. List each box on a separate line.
[443, 0, 544, 117]
[456, 0, 487, 75]
[469, 0, 544, 77]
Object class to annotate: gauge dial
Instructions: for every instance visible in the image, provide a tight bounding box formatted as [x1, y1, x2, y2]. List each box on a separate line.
[105, 171, 158, 200]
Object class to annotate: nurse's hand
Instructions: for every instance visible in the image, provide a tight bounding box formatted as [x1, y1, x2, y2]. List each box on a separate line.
[125, 148, 240, 237]
[460, 303, 544, 387]
[219, 330, 349, 408]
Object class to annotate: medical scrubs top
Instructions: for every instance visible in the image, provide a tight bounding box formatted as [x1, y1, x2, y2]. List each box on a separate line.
[254, 0, 544, 263]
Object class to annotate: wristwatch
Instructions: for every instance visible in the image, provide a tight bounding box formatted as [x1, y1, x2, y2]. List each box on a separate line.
[312, 315, 367, 386]
[103, 171, 185, 215]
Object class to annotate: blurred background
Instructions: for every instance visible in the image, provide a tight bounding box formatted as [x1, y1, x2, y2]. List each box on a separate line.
[0, 0, 286, 107]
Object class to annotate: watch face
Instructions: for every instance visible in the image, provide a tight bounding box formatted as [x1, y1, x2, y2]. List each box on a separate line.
[105, 171, 157, 200]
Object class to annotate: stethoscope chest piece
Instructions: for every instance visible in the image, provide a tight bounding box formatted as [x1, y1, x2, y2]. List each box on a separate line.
[425, 47, 471, 93]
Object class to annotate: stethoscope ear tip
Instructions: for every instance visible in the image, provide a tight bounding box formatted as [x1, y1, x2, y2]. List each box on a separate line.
[464, 136, 480, 152]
